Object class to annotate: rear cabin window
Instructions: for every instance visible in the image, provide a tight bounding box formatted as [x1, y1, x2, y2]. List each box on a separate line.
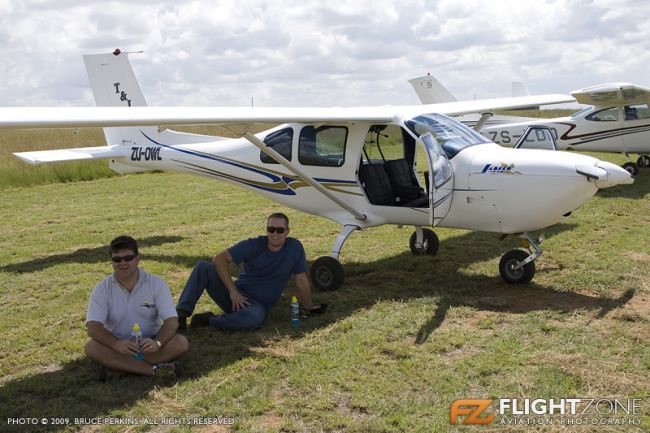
[260, 128, 293, 163]
[298, 126, 347, 166]
[585, 107, 618, 121]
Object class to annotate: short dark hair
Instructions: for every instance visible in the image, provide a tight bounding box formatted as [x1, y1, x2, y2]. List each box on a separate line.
[108, 235, 139, 256]
[267, 212, 289, 228]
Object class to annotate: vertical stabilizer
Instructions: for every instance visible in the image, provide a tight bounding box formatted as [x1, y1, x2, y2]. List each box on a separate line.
[512, 82, 531, 97]
[83, 50, 158, 145]
[408, 74, 457, 104]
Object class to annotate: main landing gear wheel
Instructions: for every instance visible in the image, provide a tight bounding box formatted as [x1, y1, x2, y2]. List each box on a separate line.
[409, 229, 439, 255]
[637, 155, 650, 168]
[310, 256, 344, 291]
[622, 162, 639, 176]
[499, 250, 536, 284]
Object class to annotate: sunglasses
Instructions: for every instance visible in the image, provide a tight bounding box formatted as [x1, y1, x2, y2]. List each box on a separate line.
[267, 226, 287, 234]
[111, 254, 137, 263]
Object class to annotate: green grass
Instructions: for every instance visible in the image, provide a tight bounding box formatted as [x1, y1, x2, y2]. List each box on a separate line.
[0, 157, 648, 432]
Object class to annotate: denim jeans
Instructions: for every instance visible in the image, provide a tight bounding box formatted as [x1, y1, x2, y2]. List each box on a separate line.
[176, 261, 266, 330]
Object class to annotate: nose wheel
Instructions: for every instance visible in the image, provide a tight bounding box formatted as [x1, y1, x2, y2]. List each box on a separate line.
[498, 233, 543, 284]
[499, 250, 536, 283]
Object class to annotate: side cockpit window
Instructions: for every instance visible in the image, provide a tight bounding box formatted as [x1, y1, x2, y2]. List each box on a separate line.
[260, 128, 293, 163]
[624, 103, 649, 120]
[585, 107, 618, 121]
[299, 126, 347, 166]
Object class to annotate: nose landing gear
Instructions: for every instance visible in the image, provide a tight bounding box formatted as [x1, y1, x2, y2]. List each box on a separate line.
[499, 233, 543, 284]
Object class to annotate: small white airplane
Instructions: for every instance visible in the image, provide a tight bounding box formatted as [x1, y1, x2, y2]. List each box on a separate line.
[483, 83, 650, 175]
[0, 51, 634, 289]
[410, 75, 650, 175]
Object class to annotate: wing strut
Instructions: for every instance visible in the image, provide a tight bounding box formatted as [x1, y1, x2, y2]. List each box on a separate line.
[473, 112, 493, 132]
[242, 132, 367, 221]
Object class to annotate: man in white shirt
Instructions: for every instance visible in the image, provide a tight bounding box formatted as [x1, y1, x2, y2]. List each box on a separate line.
[85, 236, 189, 380]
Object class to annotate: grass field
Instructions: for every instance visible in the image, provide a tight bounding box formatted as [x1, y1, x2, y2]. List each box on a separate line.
[0, 143, 648, 432]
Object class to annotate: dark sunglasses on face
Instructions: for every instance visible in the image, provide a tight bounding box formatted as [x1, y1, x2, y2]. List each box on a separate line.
[111, 254, 137, 263]
[267, 226, 287, 234]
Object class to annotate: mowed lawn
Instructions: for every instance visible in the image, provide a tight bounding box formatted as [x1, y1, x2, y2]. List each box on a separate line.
[0, 157, 648, 432]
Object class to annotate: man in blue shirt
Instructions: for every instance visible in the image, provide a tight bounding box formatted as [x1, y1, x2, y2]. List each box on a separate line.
[176, 213, 326, 330]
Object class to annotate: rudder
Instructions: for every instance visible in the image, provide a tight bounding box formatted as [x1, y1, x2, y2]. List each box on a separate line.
[83, 50, 159, 146]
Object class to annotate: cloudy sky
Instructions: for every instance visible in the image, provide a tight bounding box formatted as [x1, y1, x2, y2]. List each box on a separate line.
[0, 0, 648, 108]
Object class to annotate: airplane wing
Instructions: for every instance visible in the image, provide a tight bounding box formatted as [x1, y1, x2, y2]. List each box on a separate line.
[0, 94, 573, 130]
[0, 107, 396, 129]
[425, 94, 574, 116]
[571, 82, 650, 106]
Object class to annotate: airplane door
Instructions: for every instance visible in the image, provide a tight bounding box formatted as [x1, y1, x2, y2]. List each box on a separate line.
[420, 133, 454, 226]
[513, 126, 558, 150]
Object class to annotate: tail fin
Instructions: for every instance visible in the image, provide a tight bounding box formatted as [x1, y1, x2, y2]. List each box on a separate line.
[511, 81, 531, 97]
[408, 74, 457, 104]
[15, 50, 217, 170]
[83, 50, 159, 146]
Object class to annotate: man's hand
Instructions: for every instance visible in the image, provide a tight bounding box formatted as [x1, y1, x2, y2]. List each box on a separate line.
[111, 339, 138, 356]
[303, 303, 328, 316]
[140, 338, 161, 354]
[229, 288, 251, 311]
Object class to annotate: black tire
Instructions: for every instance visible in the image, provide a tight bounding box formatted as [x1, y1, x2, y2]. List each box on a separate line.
[310, 256, 344, 291]
[499, 249, 535, 284]
[622, 162, 639, 176]
[409, 229, 439, 255]
[637, 155, 650, 168]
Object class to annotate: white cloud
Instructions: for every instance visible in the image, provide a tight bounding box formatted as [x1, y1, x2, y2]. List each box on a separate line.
[0, 0, 648, 107]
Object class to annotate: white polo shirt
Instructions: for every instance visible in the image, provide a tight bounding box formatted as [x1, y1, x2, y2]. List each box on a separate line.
[86, 268, 177, 340]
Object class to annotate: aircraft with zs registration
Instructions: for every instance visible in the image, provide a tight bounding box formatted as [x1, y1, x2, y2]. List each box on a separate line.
[482, 83, 650, 176]
[0, 50, 634, 289]
[410, 75, 650, 175]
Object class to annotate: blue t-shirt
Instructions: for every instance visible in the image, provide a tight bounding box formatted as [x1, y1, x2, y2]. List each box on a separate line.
[228, 236, 307, 309]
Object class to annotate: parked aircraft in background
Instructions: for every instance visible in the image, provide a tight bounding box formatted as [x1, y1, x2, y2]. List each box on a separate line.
[0, 51, 633, 289]
[410, 76, 650, 175]
[483, 83, 650, 175]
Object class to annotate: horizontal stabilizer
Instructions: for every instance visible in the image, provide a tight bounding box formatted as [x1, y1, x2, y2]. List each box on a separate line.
[14, 145, 126, 165]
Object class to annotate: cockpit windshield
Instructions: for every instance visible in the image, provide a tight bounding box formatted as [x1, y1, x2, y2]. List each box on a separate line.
[570, 107, 592, 118]
[405, 113, 490, 158]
